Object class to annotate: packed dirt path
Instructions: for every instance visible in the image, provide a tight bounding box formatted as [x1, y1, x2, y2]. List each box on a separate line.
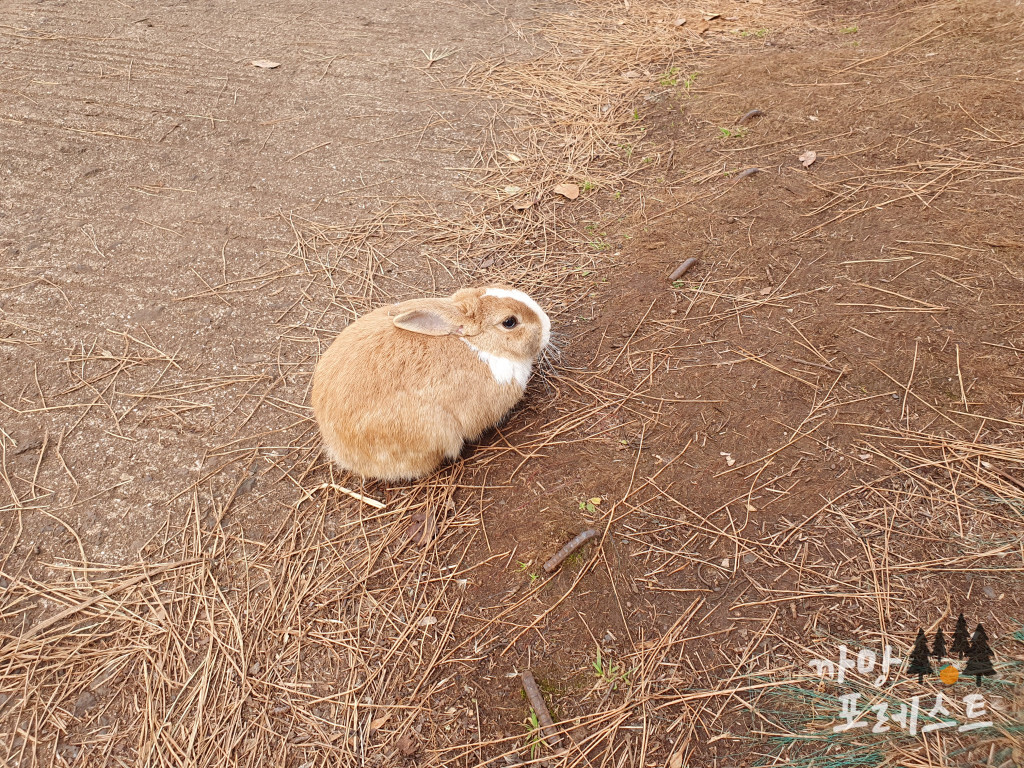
[2, 0, 527, 559]
[3, 1, 1024, 767]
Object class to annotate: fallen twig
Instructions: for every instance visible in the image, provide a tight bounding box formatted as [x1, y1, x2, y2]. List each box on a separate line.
[521, 670, 561, 748]
[544, 528, 600, 573]
[668, 258, 698, 282]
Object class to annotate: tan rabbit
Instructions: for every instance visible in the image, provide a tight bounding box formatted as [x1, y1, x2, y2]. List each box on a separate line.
[312, 286, 551, 481]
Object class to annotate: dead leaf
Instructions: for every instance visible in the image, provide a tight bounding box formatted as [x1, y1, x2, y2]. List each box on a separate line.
[503, 185, 522, 195]
[696, 22, 711, 34]
[369, 716, 388, 731]
[703, 13, 721, 20]
[799, 150, 817, 168]
[419, 615, 438, 627]
[478, 256, 495, 269]
[669, 748, 685, 768]
[759, 286, 772, 296]
[588, 497, 602, 505]
[251, 59, 281, 69]
[622, 70, 641, 79]
[506, 152, 522, 163]
[674, 17, 687, 26]
[513, 194, 538, 211]
[405, 511, 434, 546]
[553, 183, 580, 200]
[396, 733, 418, 756]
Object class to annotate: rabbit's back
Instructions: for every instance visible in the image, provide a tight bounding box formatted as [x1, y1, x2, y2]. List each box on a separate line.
[312, 306, 522, 480]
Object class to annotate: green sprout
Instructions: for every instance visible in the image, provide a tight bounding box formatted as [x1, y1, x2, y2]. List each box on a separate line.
[659, 66, 680, 86]
[524, 708, 543, 760]
[719, 126, 748, 139]
[592, 647, 632, 690]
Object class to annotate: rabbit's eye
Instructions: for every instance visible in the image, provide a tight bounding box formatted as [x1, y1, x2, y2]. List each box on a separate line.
[502, 316, 519, 329]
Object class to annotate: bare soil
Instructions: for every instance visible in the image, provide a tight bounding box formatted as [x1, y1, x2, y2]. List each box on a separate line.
[2, 0, 1024, 767]
[1, 0, 534, 558]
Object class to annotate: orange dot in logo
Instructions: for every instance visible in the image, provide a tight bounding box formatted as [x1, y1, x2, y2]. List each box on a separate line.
[939, 665, 959, 685]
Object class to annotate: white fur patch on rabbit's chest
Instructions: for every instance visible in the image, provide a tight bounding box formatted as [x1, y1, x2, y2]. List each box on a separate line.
[461, 338, 531, 388]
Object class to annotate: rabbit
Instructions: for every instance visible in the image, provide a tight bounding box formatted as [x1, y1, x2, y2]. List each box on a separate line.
[312, 285, 551, 481]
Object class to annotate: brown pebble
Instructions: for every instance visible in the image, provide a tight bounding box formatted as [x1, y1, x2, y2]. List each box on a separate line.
[668, 258, 698, 282]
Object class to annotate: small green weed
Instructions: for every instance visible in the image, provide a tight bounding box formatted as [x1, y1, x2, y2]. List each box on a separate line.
[840, 24, 858, 34]
[524, 709, 543, 760]
[516, 560, 540, 583]
[719, 126, 747, 139]
[565, 548, 587, 567]
[592, 648, 632, 689]
[659, 66, 680, 86]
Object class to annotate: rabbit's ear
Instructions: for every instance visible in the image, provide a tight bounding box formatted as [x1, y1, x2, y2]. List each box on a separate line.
[393, 308, 463, 336]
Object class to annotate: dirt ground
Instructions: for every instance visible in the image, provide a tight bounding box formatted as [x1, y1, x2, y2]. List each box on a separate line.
[1, 0, 540, 559]
[2, 0, 1024, 766]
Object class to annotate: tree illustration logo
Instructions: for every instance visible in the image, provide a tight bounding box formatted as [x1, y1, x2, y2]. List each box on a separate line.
[931, 628, 947, 660]
[951, 613, 971, 659]
[908, 613, 996, 686]
[908, 629, 932, 683]
[964, 624, 996, 686]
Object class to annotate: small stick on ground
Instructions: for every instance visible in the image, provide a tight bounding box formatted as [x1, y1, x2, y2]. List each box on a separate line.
[521, 670, 561, 748]
[320, 482, 386, 509]
[668, 258, 698, 282]
[737, 109, 765, 125]
[544, 528, 599, 573]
